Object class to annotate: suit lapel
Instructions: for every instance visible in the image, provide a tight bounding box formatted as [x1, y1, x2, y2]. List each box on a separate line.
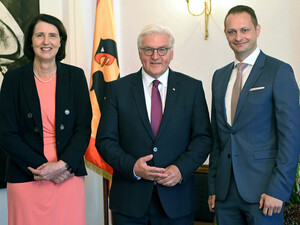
[23, 62, 43, 138]
[55, 62, 68, 130]
[234, 52, 265, 122]
[220, 63, 235, 128]
[131, 72, 155, 140]
[130, 69, 183, 141]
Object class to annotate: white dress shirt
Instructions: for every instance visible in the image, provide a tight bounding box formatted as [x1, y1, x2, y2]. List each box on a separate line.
[225, 48, 260, 126]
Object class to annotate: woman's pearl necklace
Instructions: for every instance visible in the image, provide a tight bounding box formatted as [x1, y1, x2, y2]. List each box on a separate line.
[34, 69, 56, 83]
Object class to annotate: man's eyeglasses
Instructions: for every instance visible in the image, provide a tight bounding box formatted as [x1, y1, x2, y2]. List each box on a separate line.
[139, 47, 172, 56]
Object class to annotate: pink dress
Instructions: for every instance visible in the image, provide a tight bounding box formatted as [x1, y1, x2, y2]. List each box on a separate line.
[7, 75, 86, 225]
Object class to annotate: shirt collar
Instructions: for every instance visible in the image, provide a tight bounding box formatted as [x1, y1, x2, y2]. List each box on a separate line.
[234, 48, 261, 66]
[142, 68, 169, 88]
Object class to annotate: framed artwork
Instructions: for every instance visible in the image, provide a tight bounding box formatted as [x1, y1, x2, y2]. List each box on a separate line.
[0, 0, 39, 188]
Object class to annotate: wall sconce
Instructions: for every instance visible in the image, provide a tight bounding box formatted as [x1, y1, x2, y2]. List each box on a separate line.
[186, 0, 212, 40]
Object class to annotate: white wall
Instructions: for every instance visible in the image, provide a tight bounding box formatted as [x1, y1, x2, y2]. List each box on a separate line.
[116, 0, 300, 110]
[1, 0, 299, 224]
[0, 188, 8, 224]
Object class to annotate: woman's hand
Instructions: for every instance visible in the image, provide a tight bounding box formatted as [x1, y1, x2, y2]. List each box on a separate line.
[52, 170, 74, 184]
[28, 160, 68, 182]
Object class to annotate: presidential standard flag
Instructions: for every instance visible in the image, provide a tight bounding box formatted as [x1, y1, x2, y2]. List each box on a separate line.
[85, 0, 119, 180]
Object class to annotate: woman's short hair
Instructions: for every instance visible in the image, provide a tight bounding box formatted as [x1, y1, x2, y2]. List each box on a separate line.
[24, 14, 67, 61]
[137, 24, 175, 49]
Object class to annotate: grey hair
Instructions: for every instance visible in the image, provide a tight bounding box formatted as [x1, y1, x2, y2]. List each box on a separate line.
[137, 24, 175, 49]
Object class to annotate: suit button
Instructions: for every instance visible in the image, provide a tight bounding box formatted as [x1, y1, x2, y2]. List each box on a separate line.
[34, 127, 39, 133]
[27, 113, 33, 118]
[60, 124, 64, 130]
[153, 147, 158, 152]
[64, 109, 70, 115]
[228, 154, 231, 158]
[231, 130, 236, 134]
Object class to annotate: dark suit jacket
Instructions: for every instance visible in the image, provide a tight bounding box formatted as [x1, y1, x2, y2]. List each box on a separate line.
[208, 51, 300, 203]
[0, 61, 92, 183]
[96, 68, 213, 218]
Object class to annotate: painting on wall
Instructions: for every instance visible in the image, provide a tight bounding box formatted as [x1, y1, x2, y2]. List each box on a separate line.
[0, 0, 39, 189]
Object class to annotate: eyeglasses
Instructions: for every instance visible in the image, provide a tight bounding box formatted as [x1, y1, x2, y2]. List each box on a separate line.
[139, 47, 172, 56]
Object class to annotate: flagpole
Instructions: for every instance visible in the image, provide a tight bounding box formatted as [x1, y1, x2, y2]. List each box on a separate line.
[84, 1, 119, 224]
[103, 178, 109, 225]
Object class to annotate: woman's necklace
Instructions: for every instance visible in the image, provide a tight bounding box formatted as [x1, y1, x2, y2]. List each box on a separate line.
[33, 69, 56, 83]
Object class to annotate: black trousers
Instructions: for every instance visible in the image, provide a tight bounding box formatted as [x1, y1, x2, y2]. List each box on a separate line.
[112, 186, 194, 225]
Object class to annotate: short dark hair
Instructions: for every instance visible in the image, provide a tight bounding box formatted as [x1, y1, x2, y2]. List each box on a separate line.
[24, 14, 67, 61]
[224, 5, 258, 28]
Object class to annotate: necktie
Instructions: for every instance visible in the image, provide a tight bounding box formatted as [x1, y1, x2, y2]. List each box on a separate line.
[151, 80, 162, 137]
[231, 63, 248, 124]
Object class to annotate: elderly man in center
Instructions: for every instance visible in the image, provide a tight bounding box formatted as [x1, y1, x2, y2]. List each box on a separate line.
[95, 24, 213, 225]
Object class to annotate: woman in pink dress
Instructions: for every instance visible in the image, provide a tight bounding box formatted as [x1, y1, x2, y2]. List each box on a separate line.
[0, 14, 92, 225]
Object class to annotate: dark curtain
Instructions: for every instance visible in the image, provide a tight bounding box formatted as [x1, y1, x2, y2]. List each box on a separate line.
[0, 0, 39, 189]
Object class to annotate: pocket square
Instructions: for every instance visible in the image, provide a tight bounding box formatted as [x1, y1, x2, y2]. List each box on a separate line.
[250, 86, 265, 91]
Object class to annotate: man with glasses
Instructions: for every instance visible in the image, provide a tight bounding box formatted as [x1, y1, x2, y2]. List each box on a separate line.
[96, 24, 212, 225]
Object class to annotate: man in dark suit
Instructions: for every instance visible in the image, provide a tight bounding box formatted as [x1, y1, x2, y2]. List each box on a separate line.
[96, 24, 213, 225]
[208, 5, 300, 225]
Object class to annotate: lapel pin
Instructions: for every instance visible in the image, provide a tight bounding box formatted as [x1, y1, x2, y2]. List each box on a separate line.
[173, 88, 175, 91]
[64, 109, 70, 115]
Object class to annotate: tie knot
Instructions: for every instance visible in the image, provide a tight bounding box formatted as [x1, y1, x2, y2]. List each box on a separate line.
[153, 80, 160, 88]
[236, 63, 248, 71]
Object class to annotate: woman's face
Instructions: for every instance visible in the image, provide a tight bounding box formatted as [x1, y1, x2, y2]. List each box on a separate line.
[32, 21, 61, 62]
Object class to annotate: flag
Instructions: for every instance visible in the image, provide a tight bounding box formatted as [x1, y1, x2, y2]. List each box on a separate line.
[85, 0, 119, 181]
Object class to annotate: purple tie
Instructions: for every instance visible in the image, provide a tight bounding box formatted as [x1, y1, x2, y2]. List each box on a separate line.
[151, 80, 162, 137]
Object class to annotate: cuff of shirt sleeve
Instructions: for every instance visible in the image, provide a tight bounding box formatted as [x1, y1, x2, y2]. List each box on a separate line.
[133, 168, 141, 180]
